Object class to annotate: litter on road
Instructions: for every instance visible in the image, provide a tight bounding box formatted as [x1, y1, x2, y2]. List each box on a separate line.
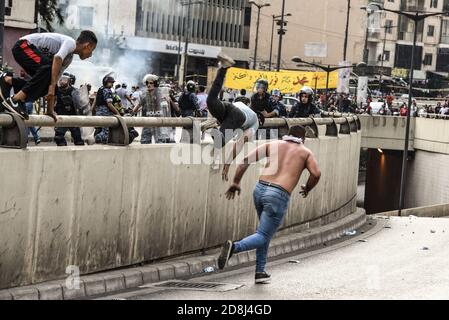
[203, 267, 215, 273]
[288, 260, 300, 264]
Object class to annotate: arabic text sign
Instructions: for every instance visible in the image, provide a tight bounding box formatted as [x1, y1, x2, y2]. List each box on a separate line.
[223, 67, 338, 94]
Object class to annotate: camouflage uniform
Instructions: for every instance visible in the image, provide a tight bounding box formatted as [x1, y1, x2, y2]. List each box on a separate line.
[94, 86, 114, 144]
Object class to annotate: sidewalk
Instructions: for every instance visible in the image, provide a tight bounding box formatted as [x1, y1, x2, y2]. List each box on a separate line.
[0, 209, 366, 300]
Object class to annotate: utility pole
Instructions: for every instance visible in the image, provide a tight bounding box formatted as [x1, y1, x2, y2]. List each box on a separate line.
[269, 13, 291, 71]
[276, 0, 286, 72]
[343, 0, 351, 61]
[253, 6, 262, 70]
[379, 24, 396, 94]
[362, 11, 371, 64]
[269, 16, 275, 71]
[106, 0, 111, 37]
[0, 0, 5, 67]
[182, 0, 192, 85]
[249, 1, 270, 70]
[176, 6, 185, 81]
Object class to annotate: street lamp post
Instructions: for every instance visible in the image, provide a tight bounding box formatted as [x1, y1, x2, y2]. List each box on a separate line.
[362, 9, 372, 64]
[292, 56, 366, 107]
[343, 0, 351, 61]
[276, 0, 286, 72]
[249, 1, 270, 70]
[269, 13, 292, 71]
[367, 2, 449, 216]
[0, 0, 5, 67]
[179, 0, 204, 86]
[379, 24, 397, 95]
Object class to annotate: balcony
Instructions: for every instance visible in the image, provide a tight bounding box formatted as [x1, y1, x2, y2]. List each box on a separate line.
[400, 0, 425, 12]
[398, 31, 423, 42]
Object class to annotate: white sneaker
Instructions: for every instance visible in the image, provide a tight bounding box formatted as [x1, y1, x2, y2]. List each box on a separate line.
[217, 53, 236, 69]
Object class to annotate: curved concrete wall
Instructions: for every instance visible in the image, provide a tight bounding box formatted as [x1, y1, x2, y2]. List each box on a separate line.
[414, 118, 449, 155]
[0, 130, 361, 289]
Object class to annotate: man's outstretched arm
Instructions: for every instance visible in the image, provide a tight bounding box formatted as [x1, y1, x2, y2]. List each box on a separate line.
[225, 143, 270, 200]
[300, 152, 321, 198]
[222, 129, 256, 181]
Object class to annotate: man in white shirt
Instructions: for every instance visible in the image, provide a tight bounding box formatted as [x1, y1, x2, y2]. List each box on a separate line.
[196, 85, 208, 117]
[0, 30, 97, 121]
[116, 83, 133, 112]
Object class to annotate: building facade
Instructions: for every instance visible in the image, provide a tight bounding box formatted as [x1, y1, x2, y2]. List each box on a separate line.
[247, 0, 368, 70]
[2, 0, 36, 72]
[60, 0, 137, 37]
[59, 0, 251, 84]
[365, 0, 449, 81]
[128, 0, 251, 81]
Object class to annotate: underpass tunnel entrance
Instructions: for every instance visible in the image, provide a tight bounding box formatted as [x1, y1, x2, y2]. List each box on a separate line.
[363, 148, 413, 214]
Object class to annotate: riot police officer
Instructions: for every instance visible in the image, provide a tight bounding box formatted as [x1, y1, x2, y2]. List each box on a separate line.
[289, 86, 321, 118]
[54, 73, 84, 146]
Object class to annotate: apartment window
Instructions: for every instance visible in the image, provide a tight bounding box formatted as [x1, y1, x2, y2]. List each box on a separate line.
[385, 20, 393, 34]
[388, 0, 394, 2]
[430, 0, 438, 8]
[78, 7, 94, 28]
[428, 25, 435, 36]
[424, 53, 433, 65]
[441, 19, 449, 43]
[384, 51, 391, 62]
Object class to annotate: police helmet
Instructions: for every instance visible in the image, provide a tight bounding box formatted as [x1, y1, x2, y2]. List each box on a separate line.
[271, 88, 282, 97]
[103, 75, 115, 86]
[299, 86, 314, 99]
[186, 80, 196, 93]
[143, 74, 159, 87]
[255, 78, 269, 91]
[62, 72, 76, 86]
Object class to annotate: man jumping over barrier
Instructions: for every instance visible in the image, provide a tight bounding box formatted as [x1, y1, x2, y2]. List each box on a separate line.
[218, 125, 321, 284]
[207, 53, 264, 181]
[0, 30, 97, 120]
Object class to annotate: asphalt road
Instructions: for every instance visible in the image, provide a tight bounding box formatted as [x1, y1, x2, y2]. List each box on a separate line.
[97, 216, 449, 300]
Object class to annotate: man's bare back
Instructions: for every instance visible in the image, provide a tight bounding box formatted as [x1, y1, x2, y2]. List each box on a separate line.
[259, 140, 319, 194]
[225, 126, 321, 200]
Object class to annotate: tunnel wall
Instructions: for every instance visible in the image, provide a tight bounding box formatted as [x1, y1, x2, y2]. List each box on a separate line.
[0, 131, 361, 289]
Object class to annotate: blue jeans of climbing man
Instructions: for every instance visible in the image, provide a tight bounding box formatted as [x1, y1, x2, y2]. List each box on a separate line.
[94, 105, 113, 144]
[25, 101, 40, 143]
[233, 182, 290, 273]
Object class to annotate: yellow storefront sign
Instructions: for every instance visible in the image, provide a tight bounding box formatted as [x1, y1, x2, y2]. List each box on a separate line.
[223, 67, 338, 94]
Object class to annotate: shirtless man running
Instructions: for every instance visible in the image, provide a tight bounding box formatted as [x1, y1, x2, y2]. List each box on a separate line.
[218, 125, 321, 284]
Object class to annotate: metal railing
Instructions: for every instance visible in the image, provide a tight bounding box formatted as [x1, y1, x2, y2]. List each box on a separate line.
[0, 112, 360, 149]
[417, 112, 449, 119]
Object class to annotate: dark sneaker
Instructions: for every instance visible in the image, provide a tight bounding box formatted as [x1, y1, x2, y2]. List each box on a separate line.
[217, 53, 235, 69]
[0, 72, 12, 102]
[35, 139, 41, 145]
[255, 272, 271, 284]
[2, 97, 29, 120]
[218, 240, 233, 270]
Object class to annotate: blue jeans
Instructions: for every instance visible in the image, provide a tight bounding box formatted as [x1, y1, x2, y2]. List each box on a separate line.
[25, 101, 40, 142]
[233, 182, 290, 273]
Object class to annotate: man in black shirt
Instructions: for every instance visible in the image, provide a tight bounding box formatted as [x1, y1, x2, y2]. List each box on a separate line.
[250, 79, 272, 139]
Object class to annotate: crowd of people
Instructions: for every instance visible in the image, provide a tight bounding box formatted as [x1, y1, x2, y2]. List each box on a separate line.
[3, 29, 449, 148]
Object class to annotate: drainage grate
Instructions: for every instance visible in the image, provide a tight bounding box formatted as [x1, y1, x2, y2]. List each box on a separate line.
[155, 281, 223, 289]
[141, 280, 244, 292]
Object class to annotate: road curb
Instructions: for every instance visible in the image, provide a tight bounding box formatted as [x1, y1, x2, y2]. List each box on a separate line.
[0, 209, 366, 300]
